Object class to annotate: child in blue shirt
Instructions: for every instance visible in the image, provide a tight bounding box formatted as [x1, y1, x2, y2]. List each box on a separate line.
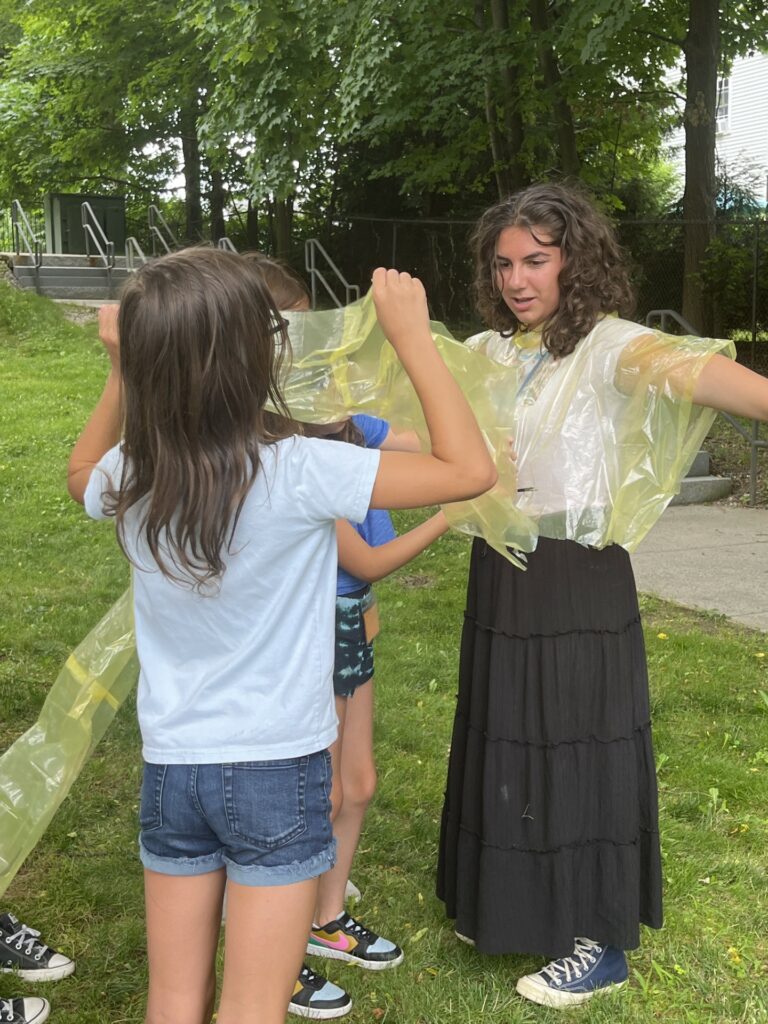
[300, 414, 447, 1017]
[247, 257, 449, 1020]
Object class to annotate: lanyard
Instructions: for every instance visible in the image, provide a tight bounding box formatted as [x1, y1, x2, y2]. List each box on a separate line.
[515, 349, 549, 399]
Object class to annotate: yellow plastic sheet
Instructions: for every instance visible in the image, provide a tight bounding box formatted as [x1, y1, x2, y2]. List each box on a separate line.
[0, 589, 137, 897]
[1, 298, 734, 888]
[282, 298, 735, 556]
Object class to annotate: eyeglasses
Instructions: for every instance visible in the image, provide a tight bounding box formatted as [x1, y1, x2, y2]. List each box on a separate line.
[269, 316, 289, 335]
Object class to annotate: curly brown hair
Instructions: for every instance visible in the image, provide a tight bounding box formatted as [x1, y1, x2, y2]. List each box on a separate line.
[471, 183, 636, 357]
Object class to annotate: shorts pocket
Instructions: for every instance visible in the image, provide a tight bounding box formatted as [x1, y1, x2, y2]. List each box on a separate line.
[139, 763, 167, 832]
[223, 757, 308, 851]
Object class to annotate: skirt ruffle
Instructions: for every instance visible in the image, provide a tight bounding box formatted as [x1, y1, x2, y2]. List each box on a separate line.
[437, 537, 663, 957]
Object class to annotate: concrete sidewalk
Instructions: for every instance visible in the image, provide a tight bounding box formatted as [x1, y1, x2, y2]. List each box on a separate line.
[630, 504, 768, 632]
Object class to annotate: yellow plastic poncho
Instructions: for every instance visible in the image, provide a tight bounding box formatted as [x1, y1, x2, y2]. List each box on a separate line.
[0, 296, 734, 896]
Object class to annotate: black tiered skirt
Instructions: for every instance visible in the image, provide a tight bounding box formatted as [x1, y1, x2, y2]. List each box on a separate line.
[437, 537, 663, 958]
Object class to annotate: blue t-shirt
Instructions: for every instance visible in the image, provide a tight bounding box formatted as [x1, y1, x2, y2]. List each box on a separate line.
[337, 415, 396, 596]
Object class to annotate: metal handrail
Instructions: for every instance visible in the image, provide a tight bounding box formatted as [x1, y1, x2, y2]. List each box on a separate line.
[148, 204, 178, 255]
[645, 308, 699, 336]
[125, 236, 148, 272]
[81, 202, 115, 268]
[646, 308, 765, 504]
[217, 236, 237, 252]
[304, 238, 360, 309]
[11, 200, 42, 266]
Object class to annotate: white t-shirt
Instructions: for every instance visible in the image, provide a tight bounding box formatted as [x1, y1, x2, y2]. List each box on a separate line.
[84, 435, 380, 764]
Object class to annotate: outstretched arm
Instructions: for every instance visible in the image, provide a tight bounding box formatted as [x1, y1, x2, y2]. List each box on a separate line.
[336, 511, 449, 583]
[67, 304, 122, 505]
[691, 354, 768, 420]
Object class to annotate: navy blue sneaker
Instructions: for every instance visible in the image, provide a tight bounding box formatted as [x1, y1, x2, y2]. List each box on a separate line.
[515, 938, 628, 1008]
[0, 998, 50, 1023]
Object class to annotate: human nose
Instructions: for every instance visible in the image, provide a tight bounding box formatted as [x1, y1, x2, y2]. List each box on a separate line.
[502, 264, 526, 292]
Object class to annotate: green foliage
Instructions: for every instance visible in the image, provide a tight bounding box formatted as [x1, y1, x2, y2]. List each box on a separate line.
[0, 0, 767, 247]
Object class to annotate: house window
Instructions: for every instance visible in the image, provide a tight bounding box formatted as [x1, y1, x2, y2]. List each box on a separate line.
[716, 77, 730, 132]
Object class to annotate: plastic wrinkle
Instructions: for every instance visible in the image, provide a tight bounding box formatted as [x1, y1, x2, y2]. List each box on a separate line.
[279, 299, 734, 563]
[449, 818, 660, 855]
[0, 589, 138, 897]
[463, 610, 642, 641]
[456, 713, 653, 749]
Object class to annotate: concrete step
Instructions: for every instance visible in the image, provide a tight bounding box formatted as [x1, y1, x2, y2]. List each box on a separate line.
[7, 252, 129, 269]
[14, 267, 130, 283]
[687, 450, 710, 477]
[12, 264, 130, 299]
[671, 474, 732, 505]
[22, 286, 124, 300]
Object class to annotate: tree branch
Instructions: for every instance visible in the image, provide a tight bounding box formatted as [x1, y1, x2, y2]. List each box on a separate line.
[635, 27, 684, 49]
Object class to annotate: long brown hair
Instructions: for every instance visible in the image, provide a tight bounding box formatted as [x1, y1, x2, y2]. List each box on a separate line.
[471, 183, 635, 357]
[107, 247, 296, 589]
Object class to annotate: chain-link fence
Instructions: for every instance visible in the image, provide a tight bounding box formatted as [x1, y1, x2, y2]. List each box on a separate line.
[617, 218, 767, 372]
[315, 216, 768, 358]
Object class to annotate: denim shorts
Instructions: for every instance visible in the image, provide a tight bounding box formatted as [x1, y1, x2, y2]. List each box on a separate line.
[333, 586, 375, 698]
[138, 750, 335, 886]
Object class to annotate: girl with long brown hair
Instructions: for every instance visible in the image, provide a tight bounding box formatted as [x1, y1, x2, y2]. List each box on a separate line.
[67, 247, 496, 1024]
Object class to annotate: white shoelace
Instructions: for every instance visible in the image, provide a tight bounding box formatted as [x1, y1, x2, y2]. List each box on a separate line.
[1, 999, 17, 1022]
[3, 920, 49, 959]
[340, 914, 375, 941]
[539, 938, 602, 986]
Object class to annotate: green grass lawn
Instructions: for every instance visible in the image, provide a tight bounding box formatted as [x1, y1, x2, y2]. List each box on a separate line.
[1, 283, 766, 1023]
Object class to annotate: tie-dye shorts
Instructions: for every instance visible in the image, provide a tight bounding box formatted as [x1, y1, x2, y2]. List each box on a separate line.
[333, 586, 375, 698]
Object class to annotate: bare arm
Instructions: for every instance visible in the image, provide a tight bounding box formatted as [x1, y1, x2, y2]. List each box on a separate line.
[691, 354, 768, 420]
[369, 269, 497, 509]
[379, 428, 421, 452]
[67, 304, 122, 505]
[618, 335, 768, 422]
[336, 511, 449, 583]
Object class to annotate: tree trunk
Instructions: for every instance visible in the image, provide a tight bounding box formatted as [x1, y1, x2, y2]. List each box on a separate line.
[681, 0, 719, 334]
[490, 0, 527, 192]
[180, 100, 203, 243]
[476, 0, 527, 198]
[209, 166, 226, 242]
[246, 198, 260, 249]
[528, 0, 580, 178]
[273, 196, 293, 258]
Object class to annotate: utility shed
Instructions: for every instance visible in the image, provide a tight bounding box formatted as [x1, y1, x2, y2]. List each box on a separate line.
[43, 194, 126, 254]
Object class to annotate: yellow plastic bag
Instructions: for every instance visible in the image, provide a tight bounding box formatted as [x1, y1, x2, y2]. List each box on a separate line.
[280, 298, 735, 557]
[0, 589, 137, 897]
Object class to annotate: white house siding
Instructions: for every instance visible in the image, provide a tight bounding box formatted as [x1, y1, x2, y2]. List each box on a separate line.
[666, 51, 768, 203]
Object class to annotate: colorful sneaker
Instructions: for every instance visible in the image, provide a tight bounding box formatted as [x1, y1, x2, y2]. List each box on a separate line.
[0, 914, 75, 982]
[308, 913, 404, 970]
[288, 963, 352, 1019]
[0, 997, 50, 1023]
[344, 880, 361, 905]
[515, 938, 628, 1008]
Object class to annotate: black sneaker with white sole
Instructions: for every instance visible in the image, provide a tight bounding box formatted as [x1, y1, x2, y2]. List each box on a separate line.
[288, 963, 352, 1019]
[308, 913, 403, 969]
[0, 997, 50, 1024]
[0, 914, 75, 982]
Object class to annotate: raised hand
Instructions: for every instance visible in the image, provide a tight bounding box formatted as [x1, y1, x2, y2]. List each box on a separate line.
[370, 268, 431, 351]
[98, 303, 120, 371]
